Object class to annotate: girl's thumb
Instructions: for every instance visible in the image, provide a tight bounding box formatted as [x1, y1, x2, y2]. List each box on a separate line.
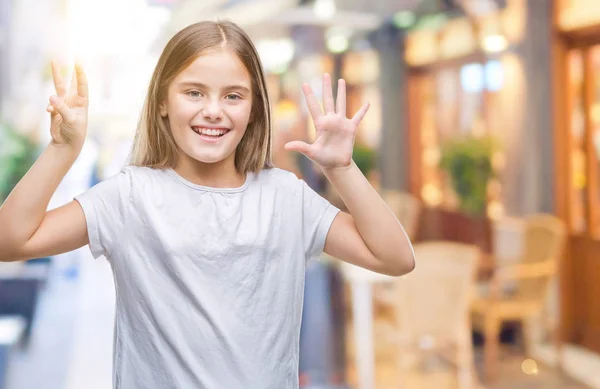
[284, 141, 312, 156]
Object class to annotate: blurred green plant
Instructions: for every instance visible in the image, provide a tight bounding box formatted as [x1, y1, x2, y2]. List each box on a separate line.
[439, 134, 498, 216]
[353, 143, 376, 176]
[0, 120, 40, 202]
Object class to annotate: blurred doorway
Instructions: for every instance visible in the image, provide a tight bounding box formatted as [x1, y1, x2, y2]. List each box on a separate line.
[554, 6, 600, 355]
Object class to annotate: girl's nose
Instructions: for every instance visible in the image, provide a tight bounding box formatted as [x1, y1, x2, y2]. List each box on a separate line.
[202, 99, 223, 120]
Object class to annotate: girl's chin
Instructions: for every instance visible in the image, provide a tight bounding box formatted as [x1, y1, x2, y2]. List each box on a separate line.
[181, 150, 236, 166]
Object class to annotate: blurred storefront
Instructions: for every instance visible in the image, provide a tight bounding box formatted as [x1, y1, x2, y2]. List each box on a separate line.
[398, 0, 600, 376]
[397, 0, 600, 381]
[403, 0, 535, 253]
[553, 0, 600, 356]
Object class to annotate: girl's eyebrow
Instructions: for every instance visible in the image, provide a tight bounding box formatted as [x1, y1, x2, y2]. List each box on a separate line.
[178, 81, 250, 94]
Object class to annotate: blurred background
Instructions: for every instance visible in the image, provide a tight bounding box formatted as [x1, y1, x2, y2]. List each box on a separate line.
[0, 0, 599, 388]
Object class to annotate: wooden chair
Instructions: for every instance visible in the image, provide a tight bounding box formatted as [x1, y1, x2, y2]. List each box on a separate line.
[471, 214, 567, 380]
[380, 241, 480, 389]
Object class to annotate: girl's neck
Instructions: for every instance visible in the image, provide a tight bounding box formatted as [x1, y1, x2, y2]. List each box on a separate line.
[173, 157, 245, 189]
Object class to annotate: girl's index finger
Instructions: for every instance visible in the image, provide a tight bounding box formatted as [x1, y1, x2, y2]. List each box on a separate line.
[75, 63, 89, 99]
[50, 61, 66, 97]
[302, 82, 323, 123]
[69, 65, 78, 96]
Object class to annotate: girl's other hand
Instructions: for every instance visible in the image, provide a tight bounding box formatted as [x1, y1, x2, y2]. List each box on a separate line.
[284, 73, 369, 171]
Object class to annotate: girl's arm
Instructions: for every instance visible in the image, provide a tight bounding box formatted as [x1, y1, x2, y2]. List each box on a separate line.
[285, 74, 415, 276]
[322, 163, 414, 276]
[0, 62, 90, 262]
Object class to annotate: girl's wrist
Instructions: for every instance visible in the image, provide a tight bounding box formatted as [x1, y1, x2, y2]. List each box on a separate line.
[48, 139, 83, 159]
[321, 160, 355, 176]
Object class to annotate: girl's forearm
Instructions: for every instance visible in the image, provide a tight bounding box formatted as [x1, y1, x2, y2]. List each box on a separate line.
[0, 142, 81, 251]
[323, 161, 415, 274]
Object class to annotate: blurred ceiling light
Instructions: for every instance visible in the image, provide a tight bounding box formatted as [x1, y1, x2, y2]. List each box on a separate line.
[313, 0, 336, 20]
[327, 35, 349, 53]
[256, 38, 295, 74]
[392, 11, 416, 29]
[482, 34, 508, 53]
[326, 26, 351, 54]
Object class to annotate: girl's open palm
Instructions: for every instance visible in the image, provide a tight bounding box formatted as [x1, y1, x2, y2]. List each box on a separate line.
[284, 73, 369, 170]
[47, 61, 89, 148]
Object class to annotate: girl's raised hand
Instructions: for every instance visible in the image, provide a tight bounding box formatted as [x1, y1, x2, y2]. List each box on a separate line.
[284, 73, 369, 170]
[47, 61, 89, 149]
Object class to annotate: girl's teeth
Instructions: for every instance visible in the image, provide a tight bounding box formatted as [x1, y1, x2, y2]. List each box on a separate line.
[194, 128, 227, 136]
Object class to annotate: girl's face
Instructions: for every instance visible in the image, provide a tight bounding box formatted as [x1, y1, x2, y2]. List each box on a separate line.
[161, 48, 253, 170]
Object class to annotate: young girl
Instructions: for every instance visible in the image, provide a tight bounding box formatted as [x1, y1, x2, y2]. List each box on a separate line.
[0, 21, 414, 388]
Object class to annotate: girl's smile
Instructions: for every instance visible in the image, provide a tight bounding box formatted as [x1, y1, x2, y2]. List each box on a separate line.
[191, 126, 231, 142]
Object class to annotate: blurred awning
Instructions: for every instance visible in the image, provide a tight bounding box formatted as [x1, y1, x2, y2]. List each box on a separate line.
[161, 0, 421, 37]
[152, 0, 424, 58]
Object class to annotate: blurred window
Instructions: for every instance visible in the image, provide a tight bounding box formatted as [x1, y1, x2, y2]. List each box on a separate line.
[413, 59, 506, 217]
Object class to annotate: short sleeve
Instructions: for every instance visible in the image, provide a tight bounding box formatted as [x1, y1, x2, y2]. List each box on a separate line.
[74, 167, 132, 259]
[300, 180, 340, 261]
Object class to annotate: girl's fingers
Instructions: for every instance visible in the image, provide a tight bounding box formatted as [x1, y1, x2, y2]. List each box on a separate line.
[69, 66, 78, 96]
[49, 95, 75, 123]
[50, 61, 66, 97]
[75, 63, 88, 100]
[351, 103, 370, 127]
[284, 140, 313, 158]
[336, 78, 346, 116]
[322, 73, 335, 114]
[46, 104, 55, 113]
[302, 82, 323, 123]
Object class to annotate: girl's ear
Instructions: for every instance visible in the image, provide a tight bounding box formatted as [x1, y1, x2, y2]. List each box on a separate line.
[159, 101, 168, 117]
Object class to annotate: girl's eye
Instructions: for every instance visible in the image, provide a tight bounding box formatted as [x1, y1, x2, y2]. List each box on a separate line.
[225, 94, 241, 101]
[188, 91, 202, 98]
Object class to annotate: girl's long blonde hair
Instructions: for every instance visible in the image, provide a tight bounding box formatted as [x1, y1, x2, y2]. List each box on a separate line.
[130, 20, 272, 173]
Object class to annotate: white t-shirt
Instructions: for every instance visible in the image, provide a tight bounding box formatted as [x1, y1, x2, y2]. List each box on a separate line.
[74, 165, 340, 389]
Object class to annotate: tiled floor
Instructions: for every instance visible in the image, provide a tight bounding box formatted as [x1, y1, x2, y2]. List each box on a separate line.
[63, 250, 115, 389]
[4, 265, 78, 389]
[5, 249, 115, 389]
[344, 348, 586, 389]
[478, 354, 586, 389]
[3, 252, 593, 389]
[340, 281, 593, 389]
[343, 317, 589, 389]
